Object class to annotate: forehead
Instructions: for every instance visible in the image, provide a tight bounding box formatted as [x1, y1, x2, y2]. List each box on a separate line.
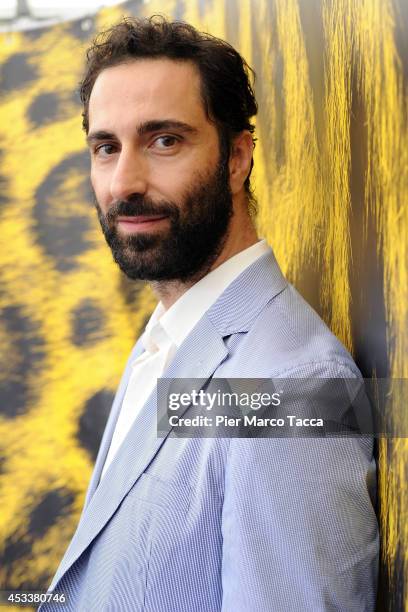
[88, 58, 208, 131]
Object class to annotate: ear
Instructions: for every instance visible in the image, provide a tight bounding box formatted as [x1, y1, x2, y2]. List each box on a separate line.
[228, 131, 254, 195]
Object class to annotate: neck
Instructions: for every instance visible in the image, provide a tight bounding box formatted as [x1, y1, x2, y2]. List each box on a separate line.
[151, 209, 258, 310]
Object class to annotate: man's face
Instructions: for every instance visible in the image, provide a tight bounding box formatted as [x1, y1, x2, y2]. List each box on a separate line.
[87, 59, 233, 281]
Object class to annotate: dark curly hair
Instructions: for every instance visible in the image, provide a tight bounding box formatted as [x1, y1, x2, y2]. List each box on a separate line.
[79, 15, 258, 200]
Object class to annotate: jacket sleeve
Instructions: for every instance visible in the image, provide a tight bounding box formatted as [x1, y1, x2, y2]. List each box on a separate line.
[220, 367, 379, 611]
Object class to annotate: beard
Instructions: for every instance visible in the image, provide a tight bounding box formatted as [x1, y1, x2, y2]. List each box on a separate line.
[94, 156, 234, 282]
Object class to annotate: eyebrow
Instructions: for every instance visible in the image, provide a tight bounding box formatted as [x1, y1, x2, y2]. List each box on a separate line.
[86, 120, 198, 146]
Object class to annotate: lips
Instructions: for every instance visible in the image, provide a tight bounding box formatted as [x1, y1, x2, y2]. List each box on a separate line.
[117, 215, 168, 224]
[116, 215, 169, 232]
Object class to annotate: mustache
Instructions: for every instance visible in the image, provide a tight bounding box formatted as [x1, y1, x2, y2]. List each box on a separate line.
[104, 195, 179, 222]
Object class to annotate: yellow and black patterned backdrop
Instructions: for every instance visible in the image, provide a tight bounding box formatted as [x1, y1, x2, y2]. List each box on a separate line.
[0, 0, 407, 610]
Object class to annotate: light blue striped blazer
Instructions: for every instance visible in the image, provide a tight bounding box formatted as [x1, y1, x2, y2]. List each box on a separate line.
[40, 248, 379, 611]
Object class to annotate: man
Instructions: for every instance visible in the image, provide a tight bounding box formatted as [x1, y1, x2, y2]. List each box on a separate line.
[42, 16, 378, 611]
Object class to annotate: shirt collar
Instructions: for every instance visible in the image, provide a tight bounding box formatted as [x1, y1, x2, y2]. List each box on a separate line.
[139, 302, 168, 354]
[155, 239, 270, 349]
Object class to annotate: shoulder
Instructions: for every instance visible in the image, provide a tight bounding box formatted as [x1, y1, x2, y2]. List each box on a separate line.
[239, 282, 361, 379]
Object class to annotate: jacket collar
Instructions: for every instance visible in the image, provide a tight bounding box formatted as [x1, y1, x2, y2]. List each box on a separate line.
[206, 247, 287, 334]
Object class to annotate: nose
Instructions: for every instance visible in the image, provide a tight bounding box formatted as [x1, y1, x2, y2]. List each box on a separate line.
[110, 146, 148, 202]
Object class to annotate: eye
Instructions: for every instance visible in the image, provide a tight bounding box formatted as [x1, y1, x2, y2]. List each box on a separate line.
[152, 135, 180, 149]
[94, 143, 117, 157]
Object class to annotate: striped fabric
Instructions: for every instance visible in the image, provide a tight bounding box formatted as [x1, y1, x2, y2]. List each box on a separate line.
[39, 248, 379, 611]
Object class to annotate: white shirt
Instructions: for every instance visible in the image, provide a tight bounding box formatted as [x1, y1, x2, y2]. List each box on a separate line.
[101, 239, 270, 477]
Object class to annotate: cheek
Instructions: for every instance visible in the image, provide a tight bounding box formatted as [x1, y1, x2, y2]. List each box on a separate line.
[149, 149, 218, 201]
[148, 168, 189, 203]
